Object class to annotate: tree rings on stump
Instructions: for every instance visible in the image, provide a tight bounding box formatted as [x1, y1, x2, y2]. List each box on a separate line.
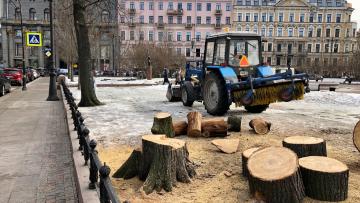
[299, 156, 349, 201]
[249, 118, 271, 135]
[151, 112, 175, 138]
[241, 147, 260, 177]
[187, 112, 202, 137]
[283, 136, 327, 158]
[353, 120, 360, 152]
[247, 147, 305, 203]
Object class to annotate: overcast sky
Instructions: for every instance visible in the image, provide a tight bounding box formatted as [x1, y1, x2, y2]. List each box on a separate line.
[348, 0, 360, 28]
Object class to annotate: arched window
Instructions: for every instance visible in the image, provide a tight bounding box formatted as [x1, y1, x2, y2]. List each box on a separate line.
[44, 8, 50, 21]
[29, 8, 36, 20]
[15, 8, 21, 20]
[101, 10, 110, 23]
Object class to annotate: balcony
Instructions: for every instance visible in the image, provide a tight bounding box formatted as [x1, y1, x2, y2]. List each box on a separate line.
[128, 8, 136, 14]
[157, 22, 165, 28]
[214, 24, 221, 29]
[167, 9, 183, 16]
[128, 22, 136, 27]
[185, 23, 193, 29]
[215, 9, 222, 15]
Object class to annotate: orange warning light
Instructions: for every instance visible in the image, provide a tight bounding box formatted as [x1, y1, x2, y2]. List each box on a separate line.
[239, 55, 250, 67]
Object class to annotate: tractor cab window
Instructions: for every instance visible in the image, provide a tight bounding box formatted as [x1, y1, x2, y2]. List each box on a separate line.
[229, 39, 260, 67]
[205, 42, 214, 64]
[214, 39, 226, 66]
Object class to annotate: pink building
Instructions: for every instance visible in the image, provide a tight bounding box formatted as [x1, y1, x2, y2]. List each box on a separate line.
[118, 0, 232, 60]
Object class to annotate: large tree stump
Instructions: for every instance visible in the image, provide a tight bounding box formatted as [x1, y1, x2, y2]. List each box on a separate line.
[247, 147, 305, 203]
[241, 147, 260, 177]
[173, 121, 188, 136]
[282, 136, 327, 158]
[151, 112, 175, 138]
[113, 135, 196, 194]
[201, 118, 228, 137]
[227, 115, 242, 132]
[249, 118, 271, 135]
[299, 156, 349, 201]
[353, 120, 360, 152]
[187, 112, 202, 137]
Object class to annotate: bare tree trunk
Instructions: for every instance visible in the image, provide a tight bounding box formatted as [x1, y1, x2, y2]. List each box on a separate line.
[73, 0, 101, 106]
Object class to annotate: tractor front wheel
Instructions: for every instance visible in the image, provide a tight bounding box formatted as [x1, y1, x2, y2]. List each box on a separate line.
[203, 72, 229, 115]
[181, 81, 195, 107]
[245, 105, 269, 113]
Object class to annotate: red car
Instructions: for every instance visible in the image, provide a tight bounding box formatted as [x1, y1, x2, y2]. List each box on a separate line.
[2, 68, 23, 86]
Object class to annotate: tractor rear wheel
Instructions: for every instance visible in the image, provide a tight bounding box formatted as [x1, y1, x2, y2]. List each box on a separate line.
[203, 72, 229, 115]
[182, 81, 195, 107]
[245, 105, 269, 113]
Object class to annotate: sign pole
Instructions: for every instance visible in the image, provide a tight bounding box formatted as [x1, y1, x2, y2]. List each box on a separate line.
[19, 3, 26, 91]
[46, 0, 59, 101]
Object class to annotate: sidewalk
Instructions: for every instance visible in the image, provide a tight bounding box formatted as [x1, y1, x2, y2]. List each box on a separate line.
[0, 78, 78, 203]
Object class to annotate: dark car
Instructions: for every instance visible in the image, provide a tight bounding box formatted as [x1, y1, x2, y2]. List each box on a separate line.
[26, 67, 35, 81]
[2, 68, 23, 86]
[0, 74, 11, 96]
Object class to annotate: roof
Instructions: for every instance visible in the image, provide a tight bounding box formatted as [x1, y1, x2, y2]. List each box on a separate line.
[207, 31, 261, 39]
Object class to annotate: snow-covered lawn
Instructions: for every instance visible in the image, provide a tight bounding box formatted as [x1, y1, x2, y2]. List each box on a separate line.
[66, 76, 166, 87]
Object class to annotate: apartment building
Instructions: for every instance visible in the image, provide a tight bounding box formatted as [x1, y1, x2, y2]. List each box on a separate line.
[233, 0, 358, 75]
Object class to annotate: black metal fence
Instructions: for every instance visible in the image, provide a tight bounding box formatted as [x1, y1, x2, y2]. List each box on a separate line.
[61, 81, 120, 203]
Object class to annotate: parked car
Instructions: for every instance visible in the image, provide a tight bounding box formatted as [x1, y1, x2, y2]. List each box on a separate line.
[36, 68, 45, 77]
[0, 74, 11, 96]
[31, 69, 39, 79]
[2, 68, 23, 86]
[57, 68, 68, 76]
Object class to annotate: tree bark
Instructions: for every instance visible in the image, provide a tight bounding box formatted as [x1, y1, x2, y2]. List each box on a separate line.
[187, 112, 202, 137]
[282, 136, 327, 158]
[249, 118, 271, 135]
[73, 0, 101, 106]
[173, 121, 188, 136]
[112, 148, 142, 179]
[227, 116, 242, 132]
[353, 120, 360, 152]
[151, 112, 175, 138]
[299, 156, 349, 201]
[247, 147, 305, 203]
[241, 147, 260, 177]
[201, 118, 228, 137]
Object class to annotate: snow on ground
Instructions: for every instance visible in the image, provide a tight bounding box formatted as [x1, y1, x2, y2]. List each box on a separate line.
[70, 83, 360, 147]
[66, 76, 165, 86]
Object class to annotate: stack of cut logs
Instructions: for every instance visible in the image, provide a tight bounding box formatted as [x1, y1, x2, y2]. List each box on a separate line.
[242, 136, 349, 202]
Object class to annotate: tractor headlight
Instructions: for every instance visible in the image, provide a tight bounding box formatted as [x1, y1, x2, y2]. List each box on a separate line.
[239, 70, 249, 77]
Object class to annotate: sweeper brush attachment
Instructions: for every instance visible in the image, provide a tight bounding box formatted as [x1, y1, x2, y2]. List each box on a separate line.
[233, 81, 305, 107]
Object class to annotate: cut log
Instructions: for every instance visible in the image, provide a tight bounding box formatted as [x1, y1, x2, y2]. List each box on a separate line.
[227, 115, 242, 132]
[241, 147, 260, 177]
[211, 139, 239, 154]
[151, 112, 175, 138]
[353, 120, 360, 152]
[299, 156, 349, 201]
[187, 112, 202, 137]
[247, 147, 305, 203]
[113, 135, 196, 195]
[173, 121, 188, 136]
[282, 136, 327, 158]
[249, 118, 271, 135]
[201, 118, 228, 137]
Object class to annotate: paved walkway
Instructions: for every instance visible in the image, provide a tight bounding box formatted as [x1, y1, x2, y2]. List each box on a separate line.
[0, 78, 79, 203]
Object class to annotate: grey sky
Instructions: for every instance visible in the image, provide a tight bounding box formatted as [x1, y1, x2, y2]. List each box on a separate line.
[348, 0, 360, 28]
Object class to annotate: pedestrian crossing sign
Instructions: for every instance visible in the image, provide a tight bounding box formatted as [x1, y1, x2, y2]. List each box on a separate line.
[26, 32, 42, 47]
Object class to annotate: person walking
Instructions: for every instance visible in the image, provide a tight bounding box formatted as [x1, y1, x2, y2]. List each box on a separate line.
[163, 67, 170, 85]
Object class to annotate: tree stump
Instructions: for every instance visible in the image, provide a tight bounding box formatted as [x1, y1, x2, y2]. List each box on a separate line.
[227, 115, 242, 132]
[299, 156, 349, 201]
[187, 112, 202, 137]
[282, 136, 327, 158]
[241, 147, 260, 177]
[151, 112, 175, 138]
[249, 118, 271, 135]
[113, 135, 196, 194]
[247, 147, 305, 203]
[173, 121, 188, 136]
[201, 118, 228, 137]
[353, 120, 360, 152]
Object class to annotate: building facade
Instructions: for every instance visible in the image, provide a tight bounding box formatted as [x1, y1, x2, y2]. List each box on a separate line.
[118, 0, 232, 63]
[233, 0, 358, 76]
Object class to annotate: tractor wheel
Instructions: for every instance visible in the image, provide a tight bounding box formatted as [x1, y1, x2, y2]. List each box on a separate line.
[245, 105, 269, 113]
[181, 81, 195, 107]
[203, 72, 229, 115]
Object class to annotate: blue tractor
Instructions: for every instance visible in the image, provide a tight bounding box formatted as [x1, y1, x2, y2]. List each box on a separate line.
[166, 32, 310, 115]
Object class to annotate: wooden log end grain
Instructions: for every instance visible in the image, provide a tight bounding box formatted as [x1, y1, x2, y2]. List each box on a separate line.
[241, 147, 261, 177]
[299, 156, 349, 201]
[249, 118, 271, 135]
[353, 120, 360, 152]
[247, 147, 305, 203]
[283, 136, 327, 158]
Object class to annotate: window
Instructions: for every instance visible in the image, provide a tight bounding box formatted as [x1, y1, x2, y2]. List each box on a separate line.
[149, 31, 154, 41]
[268, 28, 273, 37]
[316, 44, 320, 53]
[187, 16, 191, 24]
[214, 39, 226, 65]
[246, 0, 251, 6]
[168, 2, 173, 10]
[159, 2, 163, 10]
[168, 32, 173, 41]
[268, 43, 273, 52]
[177, 16, 182, 24]
[130, 2, 135, 9]
[267, 57, 272, 65]
[246, 13, 250, 22]
[120, 16, 125, 23]
[206, 3, 211, 11]
[15, 43, 22, 56]
[101, 10, 110, 23]
[205, 42, 214, 64]
[308, 28, 313, 37]
[327, 14, 332, 23]
[177, 32, 182, 41]
[197, 3, 202, 11]
[187, 3, 192, 11]
[158, 32, 163, 41]
[196, 48, 201, 57]
[254, 26, 258, 33]
[186, 32, 191, 41]
[177, 2, 182, 10]
[318, 14, 323, 22]
[300, 14, 305, 22]
[237, 0, 243, 6]
[226, 17, 230, 25]
[140, 16, 144, 23]
[289, 13, 294, 22]
[288, 28, 293, 37]
[206, 16, 211, 24]
[335, 29, 340, 37]
[277, 44, 282, 52]
[196, 16, 201, 24]
[158, 16, 163, 23]
[139, 31, 144, 40]
[149, 2, 154, 10]
[325, 44, 329, 53]
[254, 0, 259, 6]
[29, 8, 36, 20]
[149, 16, 154, 24]
[317, 28, 322, 37]
[254, 13, 258, 22]
[276, 57, 281, 65]
[333, 58, 338, 66]
[307, 44, 312, 53]
[326, 28, 331, 37]
[279, 13, 283, 22]
[168, 16, 173, 24]
[216, 3, 221, 10]
[176, 48, 181, 55]
[140, 2, 144, 10]
[277, 28, 282, 37]
[315, 58, 320, 66]
[238, 13, 242, 22]
[309, 14, 314, 23]
[120, 31, 125, 40]
[298, 44, 303, 53]
[130, 31, 134, 40]
[228, 39, 259, 66]
[186, 48, 191, 57]
[262, 13, 266, 22]
[15, 8, 21, 20]
[44, 8, 50, 21]
[336, 14, 341, 23]
[336, 0, 342, 7]
[299, 28, 304, 37]
[269, 13, 274, 22]
[226, 3, 231, 11]
[216, 16, 221, 25]
[196, 32, 201, 42]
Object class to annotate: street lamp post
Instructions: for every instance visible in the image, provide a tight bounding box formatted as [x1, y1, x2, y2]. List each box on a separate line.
[46, 0, 59, 101]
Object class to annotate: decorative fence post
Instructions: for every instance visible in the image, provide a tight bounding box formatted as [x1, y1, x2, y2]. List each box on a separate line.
[89, 139, 98, 189]
[99, 163, 111, 203]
